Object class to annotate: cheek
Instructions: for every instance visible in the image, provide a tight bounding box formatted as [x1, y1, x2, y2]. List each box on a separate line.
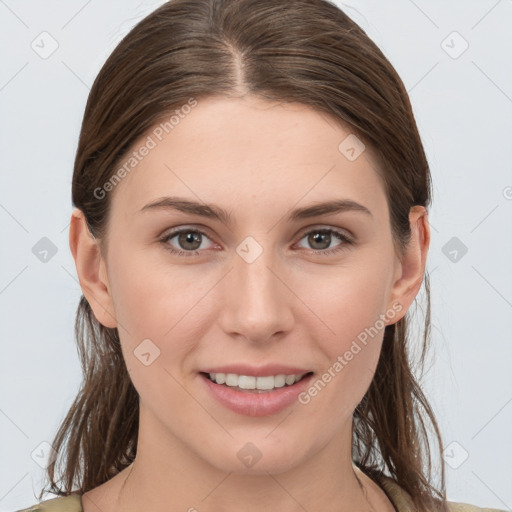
[300, 299, 385, 423]
[301, 258, 391, 348]
[107, 249, 215, 374]
[108, 244, 193, 334]
[298, 261, 390, 412]
[108, 259, 203, 412]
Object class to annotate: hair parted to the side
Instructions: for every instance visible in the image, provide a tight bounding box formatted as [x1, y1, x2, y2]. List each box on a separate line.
[41, 1, 447, 511]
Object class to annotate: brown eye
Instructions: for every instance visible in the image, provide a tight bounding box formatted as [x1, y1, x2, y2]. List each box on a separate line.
[176, 231, 202, 251]
[296, 228, 353, 256]
[161, 228, 213, 256]
[308, 231, 332, 250]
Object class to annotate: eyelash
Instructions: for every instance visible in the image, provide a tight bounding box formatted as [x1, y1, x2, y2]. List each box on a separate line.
[159, 227, 354, 258]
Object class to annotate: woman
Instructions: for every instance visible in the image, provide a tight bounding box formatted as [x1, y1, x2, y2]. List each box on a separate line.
[14, 0, 506, 511]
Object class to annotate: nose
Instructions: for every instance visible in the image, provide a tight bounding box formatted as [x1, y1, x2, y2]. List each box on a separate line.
[217, 241, 294, 345]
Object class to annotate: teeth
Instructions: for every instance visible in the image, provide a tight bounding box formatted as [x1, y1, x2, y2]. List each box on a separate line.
[238, 375, 256, 389]
[274, 374, 286, 388]
[208, 372, 307, 390]
[257, 376, 275, 390]
[285, 375, 295, 385]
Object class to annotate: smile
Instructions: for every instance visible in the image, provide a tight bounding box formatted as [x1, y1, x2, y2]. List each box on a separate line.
[205, 372, 310, 392]
[199, 371, 315, 416]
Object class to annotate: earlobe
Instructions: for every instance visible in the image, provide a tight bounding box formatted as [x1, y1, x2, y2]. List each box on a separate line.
[69, 208, 117, 328]
[385, 206, 430, 324]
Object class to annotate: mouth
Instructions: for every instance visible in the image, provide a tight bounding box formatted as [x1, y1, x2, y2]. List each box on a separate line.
[200, 371, 314, 393]
[199, 370, 315, 417]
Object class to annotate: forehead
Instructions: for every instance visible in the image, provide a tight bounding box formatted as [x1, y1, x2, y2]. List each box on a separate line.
[108, 95, 387, 221]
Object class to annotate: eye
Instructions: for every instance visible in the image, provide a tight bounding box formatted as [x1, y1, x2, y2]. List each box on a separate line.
[159, 226, 354, 257]
[160, 228, 215, 257]
[295, 227, 354, 256]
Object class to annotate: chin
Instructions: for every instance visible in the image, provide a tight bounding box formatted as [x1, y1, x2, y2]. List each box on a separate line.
[201, 434, 314, 476]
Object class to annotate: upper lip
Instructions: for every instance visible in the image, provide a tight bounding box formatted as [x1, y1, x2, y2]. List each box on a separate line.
[200, 364, 313, 377]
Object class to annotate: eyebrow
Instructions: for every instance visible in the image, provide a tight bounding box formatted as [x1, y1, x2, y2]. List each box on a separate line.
[138, 196, 372, 224]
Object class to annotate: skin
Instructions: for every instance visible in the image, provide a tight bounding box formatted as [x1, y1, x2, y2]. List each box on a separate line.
[70, 95, 430, 512]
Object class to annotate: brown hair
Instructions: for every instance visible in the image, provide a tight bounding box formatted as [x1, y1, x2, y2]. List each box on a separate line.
[41, 1, 447, 510]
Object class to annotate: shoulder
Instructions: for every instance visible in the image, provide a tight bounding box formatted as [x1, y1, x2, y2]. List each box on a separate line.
[446, 501, 507, 512]
[377, 475, 507, 512]
[13, 494, 83, 512]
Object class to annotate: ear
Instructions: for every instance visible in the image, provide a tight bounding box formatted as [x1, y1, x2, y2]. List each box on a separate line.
[69, 208, 117, 328]
[385, 205, 430, 324]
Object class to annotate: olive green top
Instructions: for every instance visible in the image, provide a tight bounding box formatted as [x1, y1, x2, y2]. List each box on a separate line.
[13, 475, 507, 512]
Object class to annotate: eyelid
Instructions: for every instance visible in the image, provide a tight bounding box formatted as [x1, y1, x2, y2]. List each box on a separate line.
[159, 224, 217, 241]
[296, 223, 354, 240]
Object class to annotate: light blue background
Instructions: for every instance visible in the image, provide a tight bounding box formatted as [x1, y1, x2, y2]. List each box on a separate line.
[1, 1, 511, 510]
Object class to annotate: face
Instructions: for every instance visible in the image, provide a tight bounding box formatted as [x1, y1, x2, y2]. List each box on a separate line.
[74, 95, 424, 476]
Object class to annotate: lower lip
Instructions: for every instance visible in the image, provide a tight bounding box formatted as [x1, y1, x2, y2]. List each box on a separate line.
[200, 372, 314, 417]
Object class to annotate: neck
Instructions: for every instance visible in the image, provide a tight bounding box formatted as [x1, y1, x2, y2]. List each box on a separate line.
[110, 409, 377, 512]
